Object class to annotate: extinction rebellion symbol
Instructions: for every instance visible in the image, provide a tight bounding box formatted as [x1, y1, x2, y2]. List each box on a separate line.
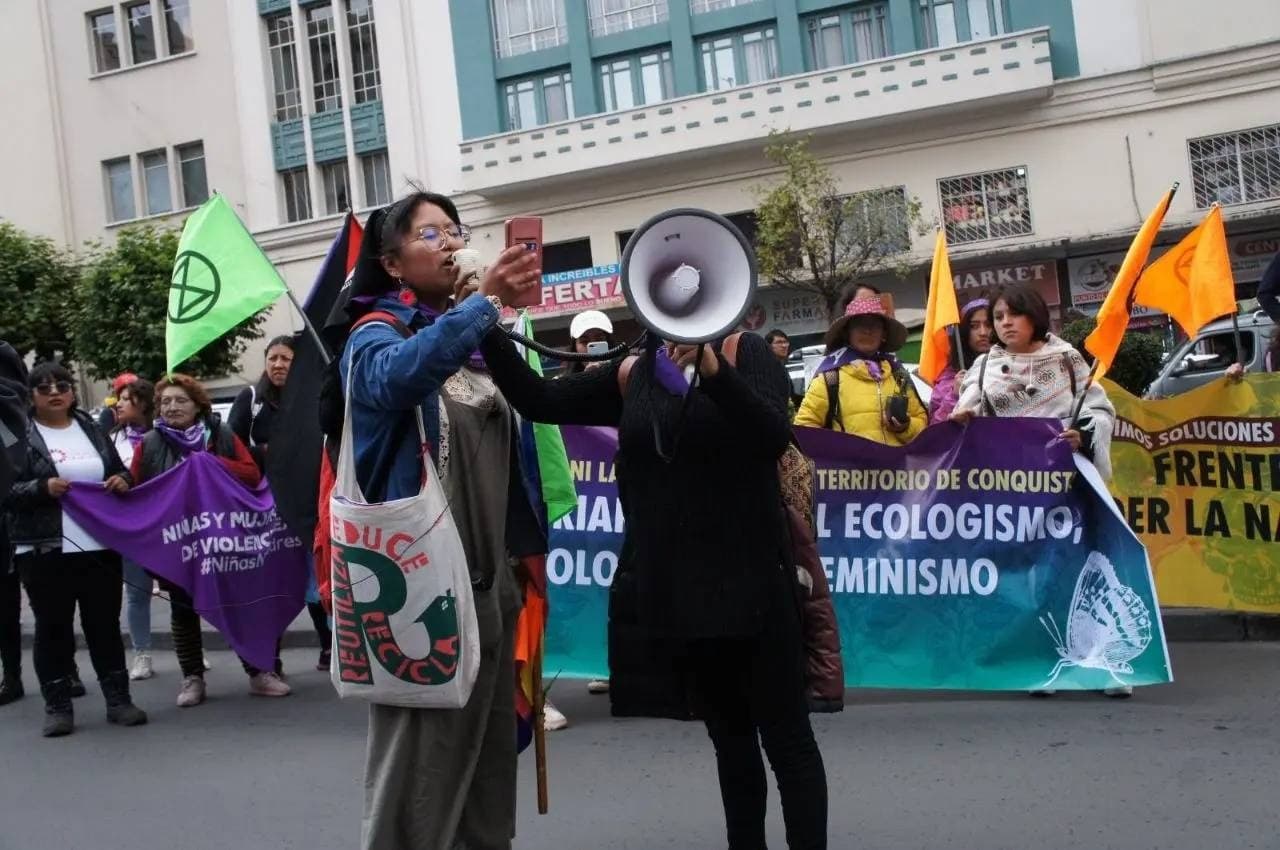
[169, 250, 221, 324]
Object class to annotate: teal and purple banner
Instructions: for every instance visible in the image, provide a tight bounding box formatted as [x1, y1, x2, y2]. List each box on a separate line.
[545, 420, 1173, 691]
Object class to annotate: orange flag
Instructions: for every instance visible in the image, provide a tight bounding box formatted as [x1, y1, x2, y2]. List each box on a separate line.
[1134, 205, 1236, 338]
[1085, 186, 1176, 379]
[918, 230, 960, 384]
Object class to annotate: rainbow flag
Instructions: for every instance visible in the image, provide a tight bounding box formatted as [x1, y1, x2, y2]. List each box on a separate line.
[512, 312, 577, 752]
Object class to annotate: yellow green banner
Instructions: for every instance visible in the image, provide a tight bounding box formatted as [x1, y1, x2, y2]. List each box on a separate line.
[1106, 373, 1280, 612]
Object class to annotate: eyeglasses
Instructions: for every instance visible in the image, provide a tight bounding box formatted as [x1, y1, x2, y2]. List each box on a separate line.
[158, 396, 194, 408]
[34, 382, 73, 396]
[411, 224, 471, 252]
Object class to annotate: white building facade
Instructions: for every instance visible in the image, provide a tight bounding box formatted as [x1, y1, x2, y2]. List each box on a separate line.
[2, 0, 1278, 389]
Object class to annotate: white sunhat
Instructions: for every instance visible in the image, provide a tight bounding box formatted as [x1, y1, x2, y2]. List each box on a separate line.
[569, 310, 614, 341]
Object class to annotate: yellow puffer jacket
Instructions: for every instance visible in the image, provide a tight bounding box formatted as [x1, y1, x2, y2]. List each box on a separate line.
[794, 359, 928, 445]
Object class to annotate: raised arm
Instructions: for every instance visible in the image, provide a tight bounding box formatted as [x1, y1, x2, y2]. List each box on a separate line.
[699, 333, 792, 457]
[479, 328, 623, 426]
[345, 297, 499, 412]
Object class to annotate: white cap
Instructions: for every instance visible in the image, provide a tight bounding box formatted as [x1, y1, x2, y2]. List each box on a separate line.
[569, 310, 614, 340]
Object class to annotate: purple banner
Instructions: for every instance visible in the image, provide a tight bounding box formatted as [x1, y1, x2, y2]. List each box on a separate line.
[63, 452, 309, 670]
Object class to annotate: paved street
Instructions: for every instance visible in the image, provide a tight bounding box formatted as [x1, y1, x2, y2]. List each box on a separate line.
[1, 643, 1278, 850]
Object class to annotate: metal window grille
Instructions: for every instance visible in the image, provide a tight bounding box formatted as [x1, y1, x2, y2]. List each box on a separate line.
[267, 15, 302, 121]
[1189, 124, 1280, 208]
[938, 167, 1031, 244]
[361, 152, 391, 207]
[177, 142, 208, 207]
[125, 1, 156, 64]
[89, 10, 120, 72]
[306, 5, 343, 113]
[282, 167, 312, 223]
[346, 0, 381, 104]
[321, 161, 350, 215]
[588, 0, 668, 37]
[492, 0, 568, 59]
[691, 0, 759, 13]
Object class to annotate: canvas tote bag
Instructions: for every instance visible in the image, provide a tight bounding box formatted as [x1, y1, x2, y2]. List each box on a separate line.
[328, 347, 480, 708]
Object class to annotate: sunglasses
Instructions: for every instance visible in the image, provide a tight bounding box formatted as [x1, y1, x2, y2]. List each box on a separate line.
[35, 382, 73, 396]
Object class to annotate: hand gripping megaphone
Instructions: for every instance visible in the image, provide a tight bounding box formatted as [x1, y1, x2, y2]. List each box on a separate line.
[620, 209, 758, 344]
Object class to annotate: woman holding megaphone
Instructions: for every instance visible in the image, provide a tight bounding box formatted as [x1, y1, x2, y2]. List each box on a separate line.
[479, 298, 828, 846]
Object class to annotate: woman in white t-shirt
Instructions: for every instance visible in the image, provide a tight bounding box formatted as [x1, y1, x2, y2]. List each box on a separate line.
[5, 362, 148, 737]
[110, 378, 158, 682]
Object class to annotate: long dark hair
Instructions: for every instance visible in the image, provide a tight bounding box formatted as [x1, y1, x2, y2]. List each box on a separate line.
[951, 301, 991, 369]
[112, 378, 155, 433]
[256, 334, 295, 405]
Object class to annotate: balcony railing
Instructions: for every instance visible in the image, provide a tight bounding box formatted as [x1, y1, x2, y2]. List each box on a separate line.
[459, 28, 1053, 196]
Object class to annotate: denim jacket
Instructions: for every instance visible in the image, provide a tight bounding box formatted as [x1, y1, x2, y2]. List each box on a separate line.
[339, 293, 500, 503]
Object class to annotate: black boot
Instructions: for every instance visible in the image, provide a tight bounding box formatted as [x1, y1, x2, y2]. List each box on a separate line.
[69, 662, 86, 698]
[0, 674, 23, 706]
[100, 671, 147, 727]
[40, 678, 74, 737]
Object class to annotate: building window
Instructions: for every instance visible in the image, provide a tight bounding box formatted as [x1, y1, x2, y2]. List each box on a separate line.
[267, 14, 302, 121]
[599, 50, 673, 112]
[836, 187, 911, 254]
[699, 27, 778, 91]
[492, 0, 568, 59]
[939, 166, 1031, 244]
[124, 1, 157, 64]
[177, 141, 208, 207]
[805, 5, 889, 70]
[920, 0, 1003, 47]
[88, 9, 121, 73]
[691, 0, 760, 13]
[162, 0, 194, 55]
[104, 158, 135, 223]
[306, 4, 343, 113]
[281, 167, 312, 223]
[1189, 124, 1280, 208]
[588, 0, 668, 37]
[347, 0, 381, 104]
[140, 149, 171, 215]
[321, 161, 351, 215]
[542, 238, 593, 275]
[361, 151, 392, 207]
[503, 70, 574, 130]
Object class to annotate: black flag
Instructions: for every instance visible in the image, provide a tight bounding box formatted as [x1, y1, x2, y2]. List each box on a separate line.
[266, 213, 363, 546]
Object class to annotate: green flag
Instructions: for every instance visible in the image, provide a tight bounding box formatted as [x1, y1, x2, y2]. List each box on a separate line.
[518, 312, 578, 523]
[166, 194, 287, 374]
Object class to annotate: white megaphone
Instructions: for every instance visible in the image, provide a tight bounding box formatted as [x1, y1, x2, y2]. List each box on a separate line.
[620, 209, 757, 344]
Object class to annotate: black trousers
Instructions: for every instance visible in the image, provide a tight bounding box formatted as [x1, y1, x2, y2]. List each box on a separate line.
[688, 573, 828, 850]
[0, 568, 21, 678]
[18, 550, 126, 685]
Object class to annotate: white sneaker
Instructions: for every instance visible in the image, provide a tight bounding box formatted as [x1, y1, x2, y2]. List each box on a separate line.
[248, 672, 291, 697]
[176, 675, 206, 707]
[1104, 685, 1134, 699]
[202, 654, 213, 672]
[587, 679, 610, 695]
[128, 653, 154, 681]
[543, 701, 568, 731]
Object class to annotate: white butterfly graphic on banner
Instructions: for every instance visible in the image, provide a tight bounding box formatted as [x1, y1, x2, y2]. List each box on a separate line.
[1039, 551, 1153, 689]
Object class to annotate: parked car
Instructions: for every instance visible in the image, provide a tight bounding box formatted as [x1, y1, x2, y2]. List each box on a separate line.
[786, 345, 932, 406]
[1144, 310, 1275, 399]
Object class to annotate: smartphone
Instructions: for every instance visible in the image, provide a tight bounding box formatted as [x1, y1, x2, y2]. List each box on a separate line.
[586, 340, 610, 357]
[505, 216, 543, 308]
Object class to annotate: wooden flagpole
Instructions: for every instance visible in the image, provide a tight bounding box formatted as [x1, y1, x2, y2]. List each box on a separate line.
[532, 644, 549, 814]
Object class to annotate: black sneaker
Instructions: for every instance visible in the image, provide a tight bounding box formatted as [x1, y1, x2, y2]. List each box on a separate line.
[0, 676, 24, 706]
[68, 674, 87, 699]
[316, 649, 331, 672]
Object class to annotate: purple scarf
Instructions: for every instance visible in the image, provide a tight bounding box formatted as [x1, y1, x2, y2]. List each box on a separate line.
[124, 424, 148, 448]
[815, 348, 900, 381]
[653, 347, 691, 396]
[153, 420, 206, 455]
